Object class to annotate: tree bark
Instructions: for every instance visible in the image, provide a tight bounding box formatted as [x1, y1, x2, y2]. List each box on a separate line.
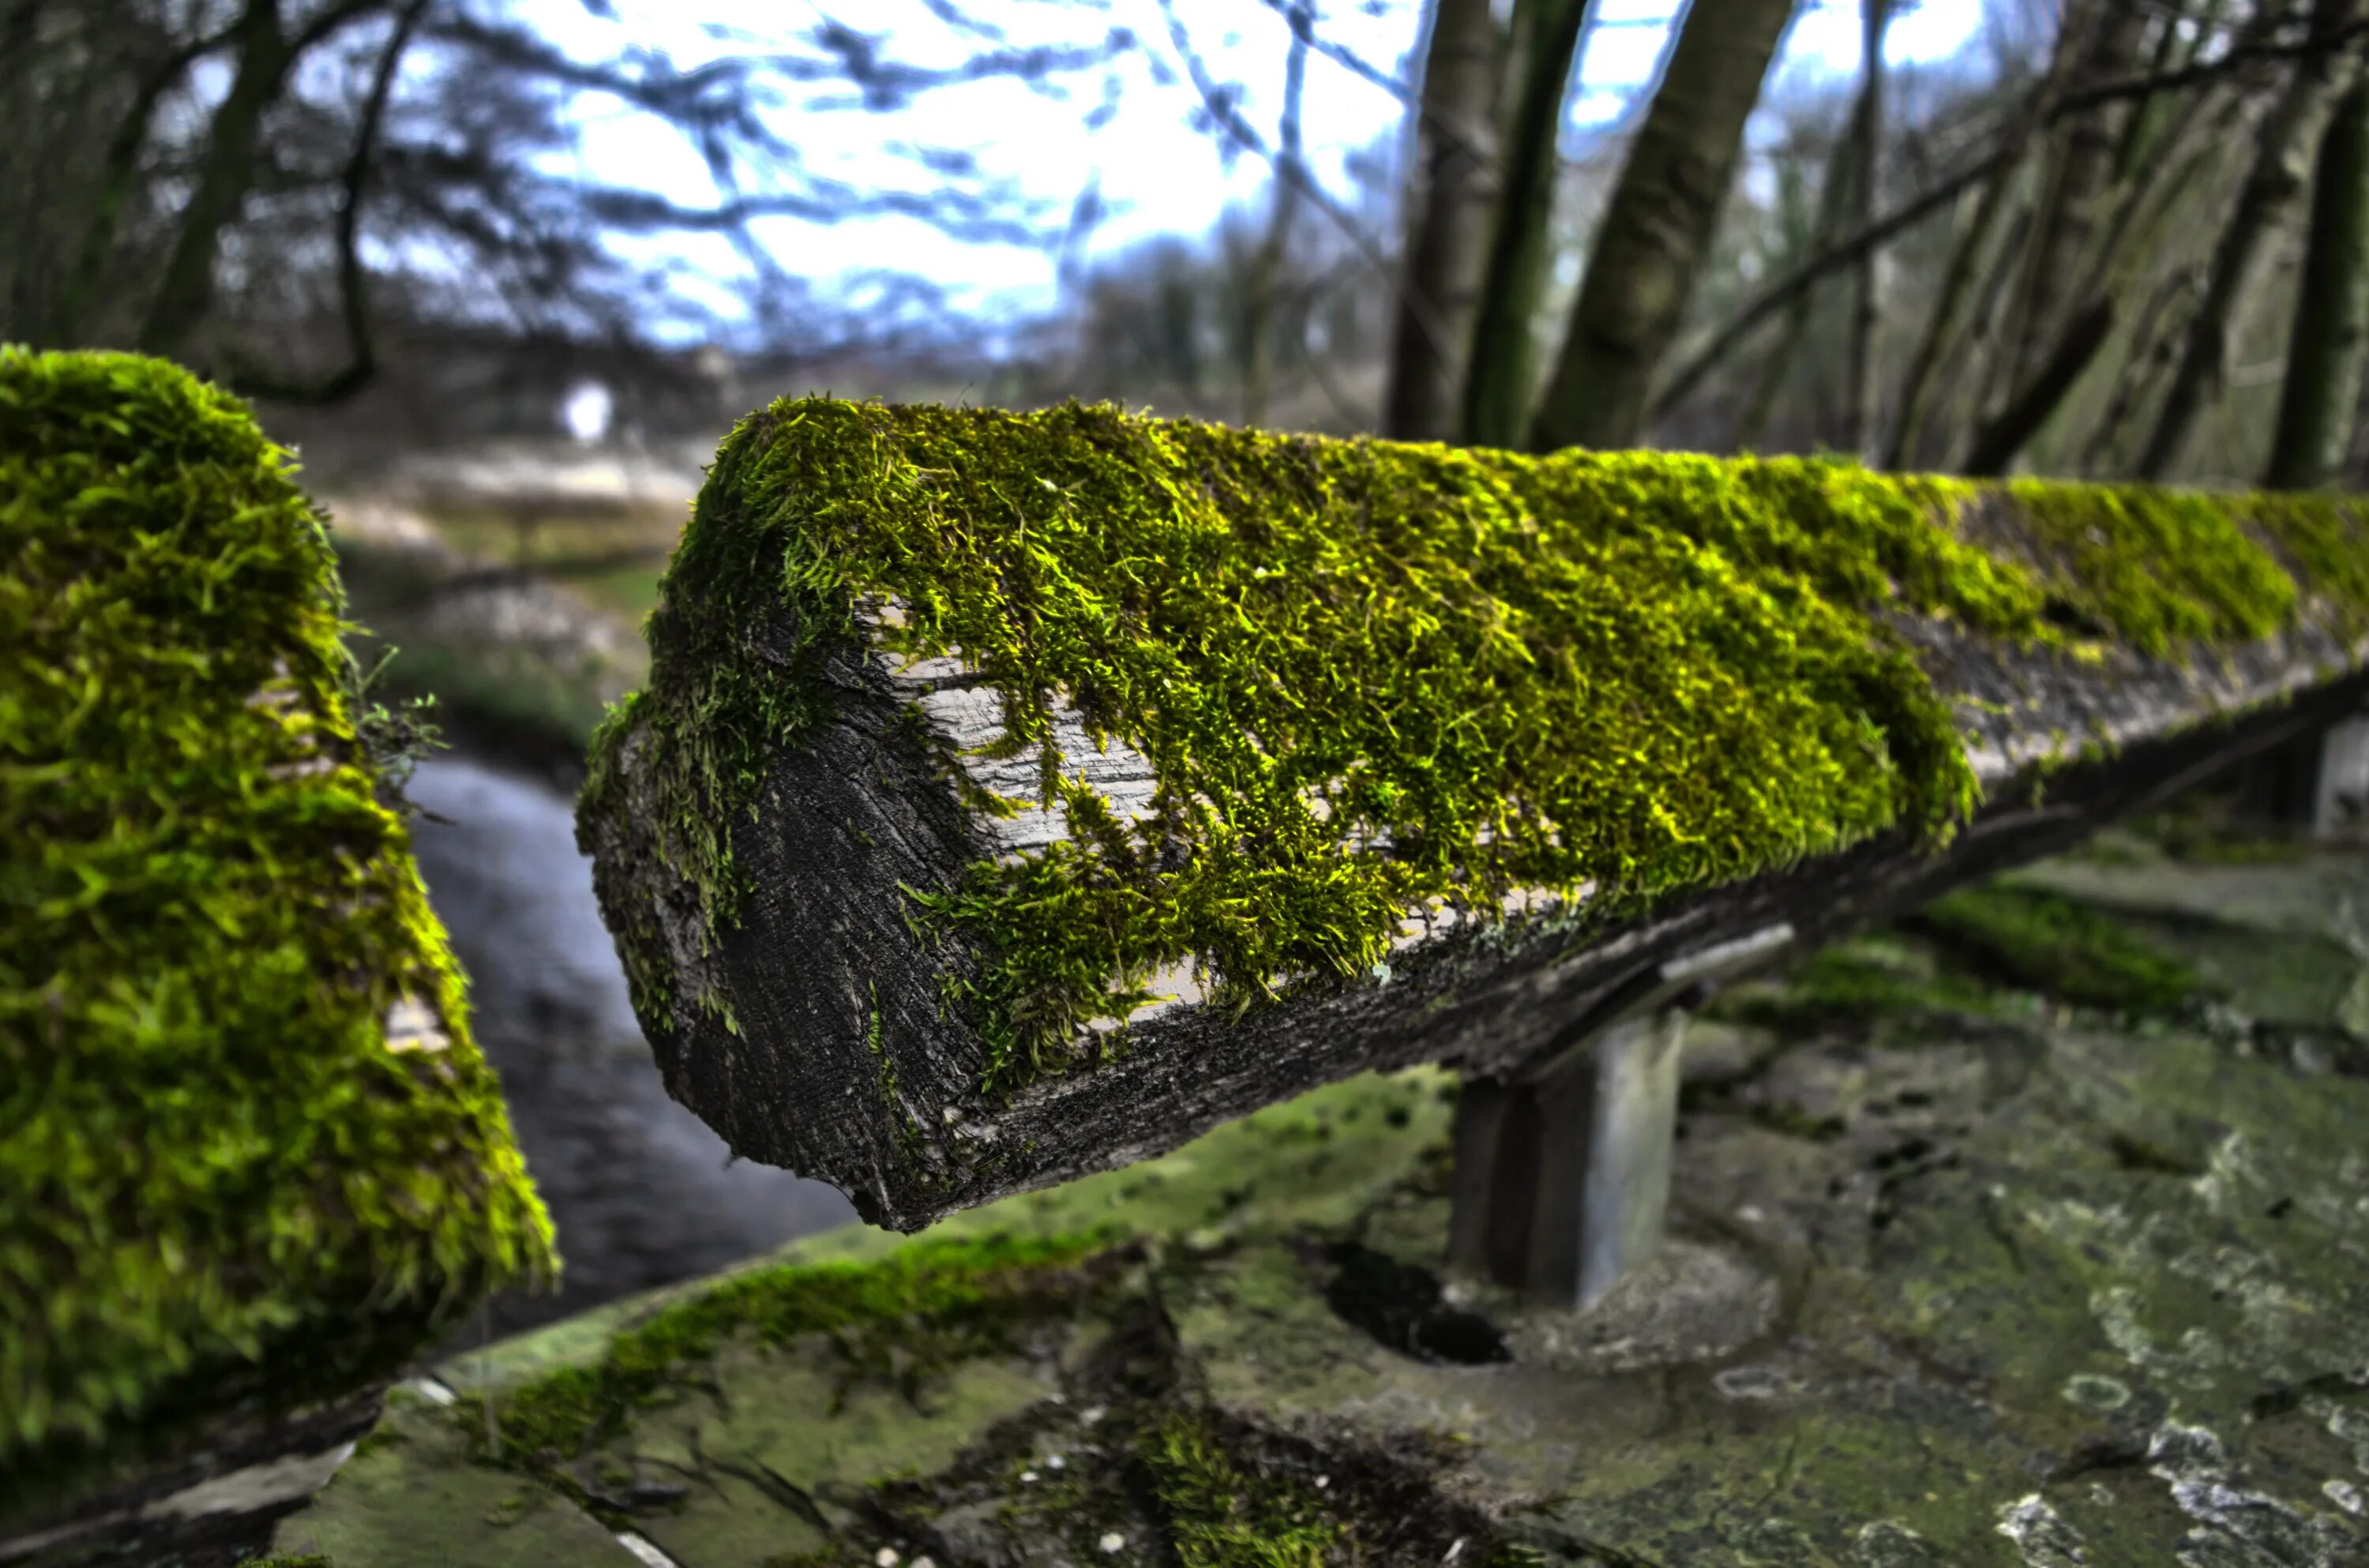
[1880, 163, 2021, 469]
[1383, 0, 1504, 442]
[1526, 0, 1800, 452]
[1733, 127, 1857, 451]
[1991, 0, 2151, 402]
[1842, 0, 1893, 456]
[1961, 296, 2118, 475]
[1459, 0, 1591, 449]
[2138, 0, 2366, 480]
[2267, 77, 2369, 489]
[1961, 0, 2288, 475]
[133, 0, 298, 359]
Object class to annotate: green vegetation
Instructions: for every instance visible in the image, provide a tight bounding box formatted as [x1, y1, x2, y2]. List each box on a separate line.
[1707, 936, 2010, 1033]
[0, 349, 554, 1508]
[582, 397, 2369, 1093]
[1909, 883, 2207, 1014]
[474, 1231, 1108, 1465]
[1143, 1412, 1342, 1568]
[332, 534, 640, 777]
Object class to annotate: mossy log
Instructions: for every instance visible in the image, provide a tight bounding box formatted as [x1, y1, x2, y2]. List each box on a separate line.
[577, 396, 2369, 1232]
[0, 350, 555, 1565]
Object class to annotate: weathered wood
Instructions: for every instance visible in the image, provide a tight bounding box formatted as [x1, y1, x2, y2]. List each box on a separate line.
[579, 403, 2369, 1236]
[1448, 922, 1791, 1306]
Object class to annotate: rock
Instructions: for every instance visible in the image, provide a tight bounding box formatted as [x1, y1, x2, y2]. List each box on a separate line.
[273, 824, 2369, 1566]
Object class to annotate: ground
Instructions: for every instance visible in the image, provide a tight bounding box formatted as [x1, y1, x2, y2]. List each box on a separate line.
[264, 801, 2369, 1568]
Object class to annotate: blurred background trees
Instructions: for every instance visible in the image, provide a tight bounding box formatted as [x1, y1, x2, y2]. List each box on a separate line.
[8, 0, 2369, 485]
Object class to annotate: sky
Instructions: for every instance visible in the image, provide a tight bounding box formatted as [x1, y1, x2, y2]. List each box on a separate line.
[524, 0, 1992, 335]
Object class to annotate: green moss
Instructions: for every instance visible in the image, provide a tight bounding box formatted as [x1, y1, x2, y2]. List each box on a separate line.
[475, 1230, 1108, 1465]
[2005, 478, 2302, 655]
[0, 350, 555, 1508]
[1706, 936, 2010, 1033]
[1907, 884, 2206, 1014]
[580, 400, 2369, 1093]
[1142, 1411, 1342, 1568]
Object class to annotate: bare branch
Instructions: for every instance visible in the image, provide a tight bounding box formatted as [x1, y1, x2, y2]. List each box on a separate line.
[231, 0, 430, 403]
[1152, 0, 1453, 368]
[1653, 9, 2369, 429]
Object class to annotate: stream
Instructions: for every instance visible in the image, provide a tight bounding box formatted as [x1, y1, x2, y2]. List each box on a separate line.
[405, 753, 856, 1341]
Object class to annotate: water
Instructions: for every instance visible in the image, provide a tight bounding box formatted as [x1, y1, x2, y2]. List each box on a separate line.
[405, 754, 856, 1338]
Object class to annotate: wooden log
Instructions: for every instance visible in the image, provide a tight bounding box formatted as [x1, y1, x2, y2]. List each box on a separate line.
[578, 398, 2369, 1234]
[1, 350, 555, 1563]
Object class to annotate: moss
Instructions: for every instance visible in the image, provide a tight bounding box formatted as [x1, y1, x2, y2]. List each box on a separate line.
[0, 350, 555, 1507]
[474, 1230, 1109, 1465]
[1706, 936, 2010, 1033]
[1906, 884, 2206, 1014]
[580, 400, 2369, 1093]
[1141, 1411, 1342, 1568]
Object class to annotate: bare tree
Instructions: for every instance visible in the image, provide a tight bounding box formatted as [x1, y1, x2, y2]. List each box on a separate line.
[1528, 0, 1800, 452]
[1982, 0, 2150, 410]
[2266, 75, 2369, 487]
[1383, 0, 1503, 441]
[1241, 5, 1312, 429]
[2138, 0, 2367, 477]
[2, 0, 1128, 402]
[1459, 0, 1592, 448]
[1841, 0, 1894, 455]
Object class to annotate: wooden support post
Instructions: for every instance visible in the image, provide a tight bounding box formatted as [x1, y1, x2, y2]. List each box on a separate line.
[1447, 925, 1792, 1307]
[2241, 707, 2369, 836]
[2312, 714, 2369, 835]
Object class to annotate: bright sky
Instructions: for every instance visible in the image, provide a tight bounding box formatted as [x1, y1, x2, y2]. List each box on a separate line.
[526, 0, 1989, 331]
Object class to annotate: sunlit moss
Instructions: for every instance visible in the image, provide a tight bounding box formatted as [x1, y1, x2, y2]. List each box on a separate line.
[580, 399, 2369, 1093]
[0, 349, 554, 1511]
[474, 1230, 1109, 1465]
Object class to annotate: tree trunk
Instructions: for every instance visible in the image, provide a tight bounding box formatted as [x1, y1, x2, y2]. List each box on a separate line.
[1961, 297, 2118, 475]
[133, 0, 295, 359]
[2267, 77, 2369, 489]
[1880, 163, 2020, 469]
[1960, 0, 2288, 475]
[1460, 0, 1592, 449]
[1383, 0, 1504, 442]
[1733, 129, 1857, 451]
[1994, 0, 2150, 400]
[2138, 0, 2366, 480]
[1241, 9, 1309, 430]
[1526, 0, 1800, 453]
[1842, 0, 1893, 456]
[2112, 0, 2230, 185]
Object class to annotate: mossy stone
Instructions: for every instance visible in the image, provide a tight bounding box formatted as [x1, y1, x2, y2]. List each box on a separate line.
[0, 349, 556, 1516]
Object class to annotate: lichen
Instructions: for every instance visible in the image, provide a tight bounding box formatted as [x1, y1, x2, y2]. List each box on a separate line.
[579, 399, 2369, 1093]
[0, 349, 555, 1510]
